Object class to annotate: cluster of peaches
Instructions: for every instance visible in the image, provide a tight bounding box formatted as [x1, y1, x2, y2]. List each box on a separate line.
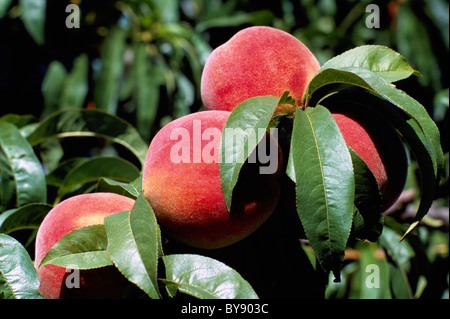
[34, 27, 407, 298]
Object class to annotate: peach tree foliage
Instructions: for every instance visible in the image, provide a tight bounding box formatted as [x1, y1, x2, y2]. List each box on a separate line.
[0, 45, 444, 299]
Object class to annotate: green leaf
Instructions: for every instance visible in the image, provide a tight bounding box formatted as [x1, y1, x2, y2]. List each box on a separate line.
[343, 67, 443, 177]
[196, 10, 273, 32]
[0, 203, 52, 234]
[306, 67, 443, 180]
[321, 45, 420, 83]
[39, 224, 112, 269]
[0, 234, 44, 299]
[41, 61, 68, 118]
[291, 105, 354, 279]
[319, 90, 440, 237]
[0, 114, 36, 128]
[355, 242, 392, 299]
[0, 122, 47, 211]
[45, 157, 89, 187]
[348, 147, 383, 242]
[96, 177, 140, 199]
[162, 254, 259, 299]
[304, 68, 443, 234]
[0, 0, 13, 19]
[220, 95, 279, 211]
[26, 108, 149, 167]
[60, 54, 89, 109]
[378, 226, 415, 298]
[94, 26, 127, 114]
[19, 0, 46, 45]
[132, 42, 160, 141]
[57, 156, 140, 198]
[104, 194, 161, 299]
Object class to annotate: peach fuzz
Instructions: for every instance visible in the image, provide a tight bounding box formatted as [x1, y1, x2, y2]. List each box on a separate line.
[201, 26, 321, 113]
[332, 110, 407, 211]
[35, 193, 135, 299]
[142, 111, 282, 249]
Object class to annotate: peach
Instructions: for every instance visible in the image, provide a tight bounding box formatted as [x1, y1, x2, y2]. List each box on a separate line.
[35, 193, 135, 299]
[201, 26, 321, 113]
[331, 108, 407, 211]
[142, 111, 282, 249]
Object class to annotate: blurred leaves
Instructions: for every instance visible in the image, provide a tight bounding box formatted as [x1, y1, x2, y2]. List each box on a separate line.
[19, 0, 46, 45]
[0, 0, 448, 300]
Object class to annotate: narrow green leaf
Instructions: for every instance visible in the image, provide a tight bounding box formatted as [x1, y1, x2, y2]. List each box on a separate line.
[96, 177, 139, 199]
[60, 54, 89, 109]
[348, 147, 383, 242]
[133, 42, 160, 141]
[153, 0, 179, 23]
[26, 108, 148, 167]
[57, 156, 140, 198]
[220, 95, 279, 211]
[0, 203, 52, 234]
[0, 0, 13, 19]
[291, 105, 354, 279]
[0, 234, 44, 299]
[19, 0, 46, 45]
[104, 195, 161, 299]
[356, 242, 392, 299]
[378, 226, 415, 298]
[39, 224, 112, 269]
[129, 175, 143, 196]
[45, 157, 89, 187]
[94, 26, 127, 114]
[162, 254, 259, 299]
[0, 113, 36, 128]
[321, 45, 420, 83]
[196, 10, 273, 32]
[41, 61, 68, 118]
[0, 122, 47, 211]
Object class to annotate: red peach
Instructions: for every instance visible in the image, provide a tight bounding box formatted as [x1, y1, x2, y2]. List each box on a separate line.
[201, 26, 321, 113]
[142, 111, 282, 249]
[35, 193, 135, 299]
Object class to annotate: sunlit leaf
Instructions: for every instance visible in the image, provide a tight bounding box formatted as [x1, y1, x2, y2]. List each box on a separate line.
[220, 95, 279, 211]
[0, 203, 52, 234]
[162, 254, 259, 299]
[322, 45, 420, 83]
[291, 105, 354, 279]
[39, 225, 112, 269]
[0, 234, 44, 299]
[104, 195, 161, 299]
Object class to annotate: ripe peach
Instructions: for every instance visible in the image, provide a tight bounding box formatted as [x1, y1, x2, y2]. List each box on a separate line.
[35, 193, 135, 299]
[331, 108, 407, 211]
[142, 111, 282, 249]
[201, 26, 321, 113]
